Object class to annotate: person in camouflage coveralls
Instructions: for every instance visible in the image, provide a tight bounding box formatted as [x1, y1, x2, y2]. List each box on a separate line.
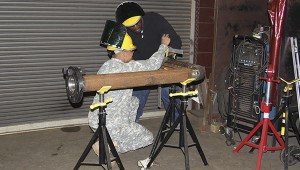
[88, 29, 170, 154]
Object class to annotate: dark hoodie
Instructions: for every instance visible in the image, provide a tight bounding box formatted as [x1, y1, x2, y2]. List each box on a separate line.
[127, 12, 182, 60]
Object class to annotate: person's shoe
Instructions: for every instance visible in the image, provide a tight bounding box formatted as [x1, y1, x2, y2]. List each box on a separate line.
[92, 141, 116, 167]
[138, 157, 159, 170]
[110, 161, 116, 168]
[138, 157, 151, 169]
[176, 123, 180, 130]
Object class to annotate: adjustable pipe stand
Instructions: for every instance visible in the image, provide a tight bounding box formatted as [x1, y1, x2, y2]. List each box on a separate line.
[146, 78, 208, 170]
[234, 78, 285, 170]
[74, 86, 124, 170]
[278, 78, 300, 169]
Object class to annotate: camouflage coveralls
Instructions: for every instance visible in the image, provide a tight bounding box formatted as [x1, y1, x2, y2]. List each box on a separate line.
[88, 44, 168, 153]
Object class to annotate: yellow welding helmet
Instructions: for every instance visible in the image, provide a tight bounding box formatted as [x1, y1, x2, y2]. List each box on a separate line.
[122, 16, 141, 27]
[107, 33, 136, 51]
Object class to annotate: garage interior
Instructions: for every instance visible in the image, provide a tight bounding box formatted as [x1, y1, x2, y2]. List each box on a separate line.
[0, 0, 300, 169]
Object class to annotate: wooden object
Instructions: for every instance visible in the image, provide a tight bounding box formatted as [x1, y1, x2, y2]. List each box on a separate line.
[200, 78, 209, 133]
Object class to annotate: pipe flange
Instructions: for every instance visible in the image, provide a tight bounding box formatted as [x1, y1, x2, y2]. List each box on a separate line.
[63, 66, 84, 103]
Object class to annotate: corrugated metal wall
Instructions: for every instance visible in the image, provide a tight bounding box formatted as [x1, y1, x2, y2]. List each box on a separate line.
[0, 0, 192, 128]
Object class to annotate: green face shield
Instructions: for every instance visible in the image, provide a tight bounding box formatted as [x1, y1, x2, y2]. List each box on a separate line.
[100, 20, 127, 49]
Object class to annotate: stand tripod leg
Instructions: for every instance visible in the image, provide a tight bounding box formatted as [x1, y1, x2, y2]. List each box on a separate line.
[147, 85, 181, 166]
[234, 120, 264, 153]
[271, 116, 280, 152]
[160, 99, 177, 141]
[271, 105, 285, 152]
[101, 126, 113, 169]
[283, 106, 290, 170]
[180, 107, 190, 169]
[160, 85, 180, 140]
[256, 119, 269, 170]
[249, 110, 281, 154]
[185, 115, 208, 165]
[148, 102, 174, 158]
[147, 117, 180, 168]
[104, 127, 125, 170]
[74, 127, 100, 170]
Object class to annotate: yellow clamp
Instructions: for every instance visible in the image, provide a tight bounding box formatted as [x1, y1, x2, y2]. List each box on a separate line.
[279, 78, 300, 92]
[170, 89, 198, 97]
[284, 85, 293, 93]
[90, 98, 113, 110]
[90, 86, 113, 110]
[97, 86, 112, 94]
[169, 78, 198, 97]
[181, 78, 196, 86]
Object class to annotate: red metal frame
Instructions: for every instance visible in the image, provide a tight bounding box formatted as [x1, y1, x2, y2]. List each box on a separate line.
[233, 0, 287, 169]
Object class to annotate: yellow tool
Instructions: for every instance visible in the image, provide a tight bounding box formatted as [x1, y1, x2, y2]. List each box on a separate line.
[90, 86, 112, 110]
[169, 78, 197, 97]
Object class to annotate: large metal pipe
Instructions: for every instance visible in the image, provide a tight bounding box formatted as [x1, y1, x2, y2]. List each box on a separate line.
[62, 59, 206, 103]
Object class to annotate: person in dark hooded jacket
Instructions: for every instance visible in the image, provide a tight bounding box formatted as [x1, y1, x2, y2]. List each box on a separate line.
[116, 1, 182, 122]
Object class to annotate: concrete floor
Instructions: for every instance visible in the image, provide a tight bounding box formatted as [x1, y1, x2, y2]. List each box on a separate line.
[0, 112, 299, 170]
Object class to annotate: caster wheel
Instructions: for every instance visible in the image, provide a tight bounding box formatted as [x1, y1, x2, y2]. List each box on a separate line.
[280, 145, 300, 166]
[226, 139, 234, 146]
[223, 127, 235, 146]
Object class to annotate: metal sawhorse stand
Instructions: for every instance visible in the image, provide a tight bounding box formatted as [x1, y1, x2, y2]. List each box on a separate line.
[73, 86, 124, 170]
[145, 78, 208, 170]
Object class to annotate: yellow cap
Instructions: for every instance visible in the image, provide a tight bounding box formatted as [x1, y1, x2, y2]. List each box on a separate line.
[107, 33, 136, 51]
[122, 16, 141, 27]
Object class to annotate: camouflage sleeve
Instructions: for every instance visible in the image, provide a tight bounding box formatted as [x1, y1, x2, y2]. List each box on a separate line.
[130, 44, 168, 71]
